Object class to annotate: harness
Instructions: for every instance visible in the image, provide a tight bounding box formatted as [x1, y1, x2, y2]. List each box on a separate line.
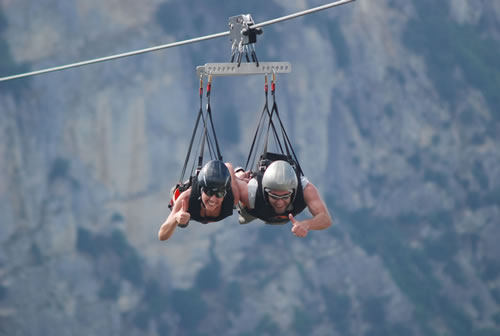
[239, 76, 307, 224]
[244, 74, 304, 178]
[168, 75, 223, 212]
[188, 178, 235, 224]
[245, 156, 307, 225]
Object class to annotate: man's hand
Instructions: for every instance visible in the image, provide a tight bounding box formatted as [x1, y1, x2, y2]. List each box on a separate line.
[176, 200, 190, 225]
[290, 214, 309, 238]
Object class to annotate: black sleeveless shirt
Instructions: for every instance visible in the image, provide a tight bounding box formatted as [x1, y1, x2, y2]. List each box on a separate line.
[246, 173, 307, 224]
[188, 178, 235, 224]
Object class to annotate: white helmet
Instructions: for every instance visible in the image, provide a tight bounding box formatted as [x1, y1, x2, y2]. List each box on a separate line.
[262, 160, 298, 193]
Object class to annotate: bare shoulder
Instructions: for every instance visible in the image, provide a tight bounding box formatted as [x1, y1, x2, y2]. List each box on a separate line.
[179, 188, 192, 199]
[303, 182, 320, 197]
[173, 188, 192, 211]
[303, 182, 326, 208]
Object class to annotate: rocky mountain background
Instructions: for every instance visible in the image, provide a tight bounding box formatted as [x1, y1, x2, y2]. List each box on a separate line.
[1, 0, 500, 335]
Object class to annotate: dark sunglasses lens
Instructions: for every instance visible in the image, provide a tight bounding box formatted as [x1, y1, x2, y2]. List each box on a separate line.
[203, 188, 226, 198]
[215, 190, 226, 198]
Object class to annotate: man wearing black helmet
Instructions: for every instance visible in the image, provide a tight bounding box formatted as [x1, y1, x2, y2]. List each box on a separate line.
[236, 160, 331, 237]
[158, 160, 241, 241]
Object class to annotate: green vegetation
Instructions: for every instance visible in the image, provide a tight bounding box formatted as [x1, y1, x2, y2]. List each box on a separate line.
[224, 282, 243, 315]
[76, 227, 144, 287]
[327, 224, 345, 240]
[98, 278, 119, 300]
[143, 280, 169, 314]
[424, 231, 459, 262]
[257, 225, 284, 244]
[367, 323, 413, 336]
[473, 161, 489, 190]
[77, 227, 172, 332]
[46, 157, 81, 191]
[346, 97, 370, 138]
[407, 153, 421, 171]
[404, 0, 500, 120]
[368, 174, 387, 198]
[132, 307, 152, 331]
[491, 289, 500, 304]
[322, 287, 351, 335]
[111, 212, 124, 222]
[194, 237, 221, 291]
[30, 243, 43, 265]
[493, 312, 500, 325]
[328, 22, 351, 68]
[255, 314, 280, 335]
[131, 280, 170, 332]
[443, 259, 467, 286]
[236, 252, 269, 275]
[292, 307, 314, 335]
[48, 158, 70, 183]
[385, 105, 395, 118]
[362, 296, 388, 326]
[467, 189, 500, 211]
[328, 202, 485, 336]
[194, 257, 221, 291]
[481, 259, 500, 282]
[472, 328, 500, 336]
[110, 230, 143, 287]
[171, 288, 207, 331]
[0, 9, 31, 96]
[0, 285, 7, 300]
[423, 169, 449, 188]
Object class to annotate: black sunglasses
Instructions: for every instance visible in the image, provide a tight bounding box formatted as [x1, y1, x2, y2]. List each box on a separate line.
[202, 187, 227, 198]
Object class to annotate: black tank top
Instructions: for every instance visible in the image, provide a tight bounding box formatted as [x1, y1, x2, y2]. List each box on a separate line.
[188, 178, 235, 224]
[246, 173, 307, 224]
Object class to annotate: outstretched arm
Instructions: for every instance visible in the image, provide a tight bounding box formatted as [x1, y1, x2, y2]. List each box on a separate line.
[225, 162, 241, 206]
[235, 169, 252, 183]
[158, 190, 191, 241]
[290, 183, 332, 238]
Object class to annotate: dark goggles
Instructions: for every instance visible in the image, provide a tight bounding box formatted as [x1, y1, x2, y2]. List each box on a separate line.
[202, 187, 227, 198]
[265, 188, 293, 200]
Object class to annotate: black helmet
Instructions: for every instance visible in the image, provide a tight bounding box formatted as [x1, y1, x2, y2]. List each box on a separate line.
[198, 160, 231, 191]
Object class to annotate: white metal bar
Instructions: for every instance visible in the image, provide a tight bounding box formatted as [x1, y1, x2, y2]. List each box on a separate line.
[196, 62, 291, 77]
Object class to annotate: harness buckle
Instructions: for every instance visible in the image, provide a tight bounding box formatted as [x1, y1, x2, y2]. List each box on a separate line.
[229, 14, 262, 65]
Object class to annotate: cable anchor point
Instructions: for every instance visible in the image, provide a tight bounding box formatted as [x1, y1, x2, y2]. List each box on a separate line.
[229, 14, 262, 67]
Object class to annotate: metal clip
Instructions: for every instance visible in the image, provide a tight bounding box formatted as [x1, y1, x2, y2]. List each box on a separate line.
[229, 14, 262, 65]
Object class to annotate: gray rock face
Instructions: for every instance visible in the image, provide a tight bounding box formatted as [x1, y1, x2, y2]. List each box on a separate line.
[1, 0, 500, 335]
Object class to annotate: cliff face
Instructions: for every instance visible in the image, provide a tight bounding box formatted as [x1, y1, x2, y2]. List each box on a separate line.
[1, 0, 500, 335]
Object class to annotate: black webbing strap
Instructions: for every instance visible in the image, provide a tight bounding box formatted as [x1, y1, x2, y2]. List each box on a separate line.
[244, 74, 304, 176]
[178, 75, 224, 183]
[264, 82, 285, 155]
[245, 75, 286, 170]
[196, 76, 223, 170]
[244, 76, 270, 170]
[206, 80, 223, 161]
[271, 96, 304, 176]
[179, 78, 204, 182]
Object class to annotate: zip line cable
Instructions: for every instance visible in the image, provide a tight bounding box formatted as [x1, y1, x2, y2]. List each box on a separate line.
[0, 0, 355, 82]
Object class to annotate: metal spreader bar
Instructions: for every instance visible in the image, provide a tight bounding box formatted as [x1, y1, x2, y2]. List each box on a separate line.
[197, 62, 291, 78]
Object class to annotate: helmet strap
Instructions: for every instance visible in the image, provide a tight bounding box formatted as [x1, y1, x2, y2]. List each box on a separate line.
[199, 195, 207, 209]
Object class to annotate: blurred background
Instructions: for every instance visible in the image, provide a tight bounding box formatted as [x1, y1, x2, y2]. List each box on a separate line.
[1, 0, 500, 335]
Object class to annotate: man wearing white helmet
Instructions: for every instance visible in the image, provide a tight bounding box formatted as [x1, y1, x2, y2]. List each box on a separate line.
[236, 160, 331, 237]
